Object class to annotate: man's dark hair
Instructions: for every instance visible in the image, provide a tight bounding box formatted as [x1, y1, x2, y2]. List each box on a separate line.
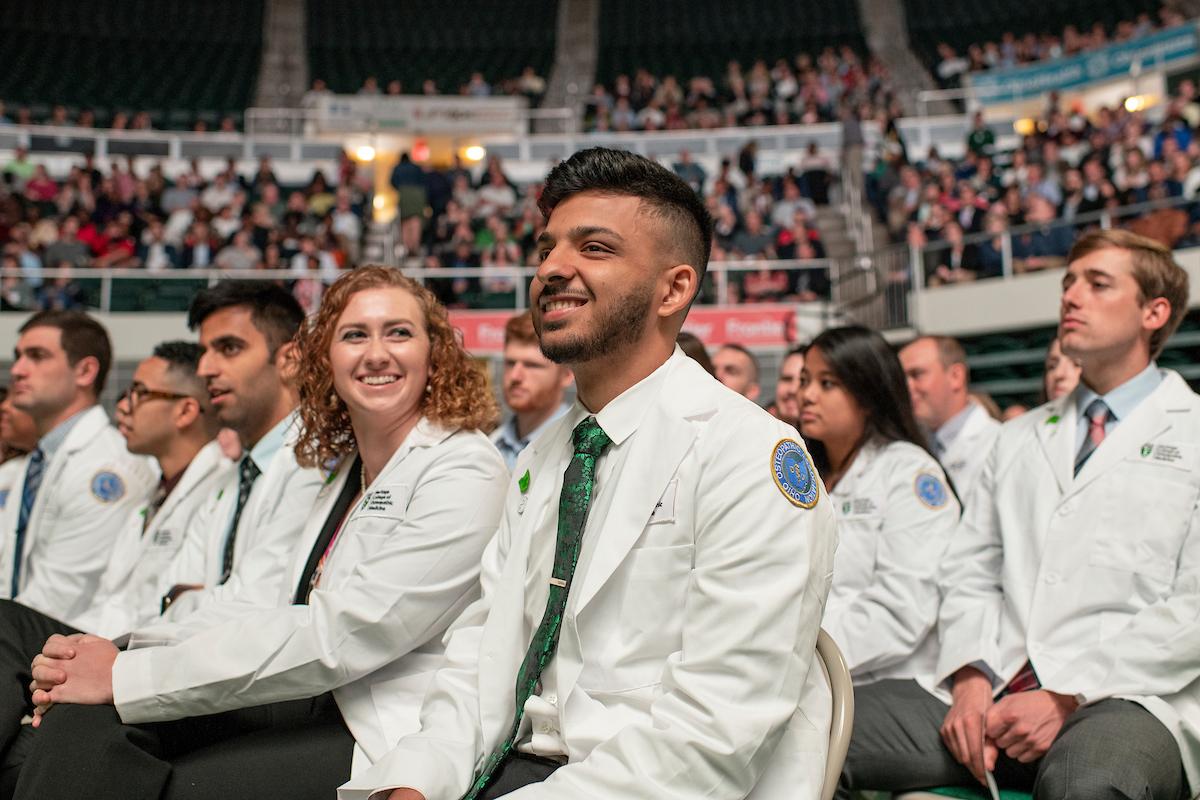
[19, 310, 112, 397]
[187, 281, 304, 355]
[152, 340, 207, 394]
[538, 148, 714, 290]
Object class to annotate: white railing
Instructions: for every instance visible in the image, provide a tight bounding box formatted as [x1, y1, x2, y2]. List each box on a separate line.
[0, 259, 838, 314]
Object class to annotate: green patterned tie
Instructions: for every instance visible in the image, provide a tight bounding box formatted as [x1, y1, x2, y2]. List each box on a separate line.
[462, 416, 611, 799]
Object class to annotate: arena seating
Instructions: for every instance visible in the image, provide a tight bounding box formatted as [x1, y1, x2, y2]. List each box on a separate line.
[0, 0, 262, 129]
[306, 0, 556, 95]
[595, 0, 866, 86]
[904, 0, 1164, 68]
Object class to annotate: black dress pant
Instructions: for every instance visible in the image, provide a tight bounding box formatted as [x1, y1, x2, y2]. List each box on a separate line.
[0, 599, 80, 759]
[477, 752, 561, 799]
[10, 693, 354, 800]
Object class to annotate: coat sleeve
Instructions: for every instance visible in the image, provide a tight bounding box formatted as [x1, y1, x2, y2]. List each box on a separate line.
[112, 437, 507, 723]
[510, 417, 837, 800]
[822, 452, 959, 675]
[934, 436, 1008, 689]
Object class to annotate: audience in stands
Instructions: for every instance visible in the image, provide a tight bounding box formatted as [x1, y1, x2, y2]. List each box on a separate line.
[876, 77, 1200, 285]
[585, 48, 899, 132]
[933, 8, 1188, 90]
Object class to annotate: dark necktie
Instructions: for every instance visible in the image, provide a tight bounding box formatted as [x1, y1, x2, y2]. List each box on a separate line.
[11, 447, 46, 597]
[219, 455, 261, 584]
[1074, 398, 1110, 476]
[463, 416, 611, 800]
[141, 483, 170, 535]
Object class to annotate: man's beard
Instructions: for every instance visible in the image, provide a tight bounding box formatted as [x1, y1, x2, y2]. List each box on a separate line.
[535, 281, 655, 365]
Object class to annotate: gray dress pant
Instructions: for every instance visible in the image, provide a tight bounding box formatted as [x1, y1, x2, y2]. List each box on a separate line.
[839, 679, 1189, 800]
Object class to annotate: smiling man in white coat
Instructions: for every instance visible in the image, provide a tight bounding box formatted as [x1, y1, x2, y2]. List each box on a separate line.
[899, 335, 1000, 500]
[340, 147, 838, 800]
[0, 310, 157, 622]
[840, 228, 1197, 799]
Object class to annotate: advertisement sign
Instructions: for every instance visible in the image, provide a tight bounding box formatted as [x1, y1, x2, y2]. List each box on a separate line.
[449, 305, 800, 355]
[312, 95, 527, 137]
[968, 24, 1200, 103]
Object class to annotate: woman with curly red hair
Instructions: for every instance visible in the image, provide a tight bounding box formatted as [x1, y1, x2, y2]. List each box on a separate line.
[14, 266, 509, 800]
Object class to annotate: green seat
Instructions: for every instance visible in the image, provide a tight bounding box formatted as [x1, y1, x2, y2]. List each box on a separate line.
[906, 788, 1032, 800]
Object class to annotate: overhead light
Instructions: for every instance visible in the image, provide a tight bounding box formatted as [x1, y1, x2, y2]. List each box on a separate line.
[355, 144, 376, 162]
[1124, 94, 1156, 113]
[372, 195, 386, 210]
[464, 145, 486, 162]
[1013, 118, 1036, 136]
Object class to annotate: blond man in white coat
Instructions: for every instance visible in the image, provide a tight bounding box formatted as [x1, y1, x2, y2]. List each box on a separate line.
[899, 335, 1000, 501]
[342, 148, 837, 800]
[14, 269, 508, 800]
[0, 310, 157, 622]
[840, 229, 1196, 800]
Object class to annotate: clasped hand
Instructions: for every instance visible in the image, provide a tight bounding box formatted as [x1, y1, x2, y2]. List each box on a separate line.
[27, 633, 119, 726]
[940, 667, 1078, 785]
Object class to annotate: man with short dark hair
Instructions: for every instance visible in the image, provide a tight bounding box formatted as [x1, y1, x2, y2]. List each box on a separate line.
[343, 147, 837, 800]
[841, 229, 1197, 800]
[0, 311, 156, 623]
[491, 311, 573, 470]
[0, 341, 231, 782]
[713, 342, 762, 401]
[899, 335, 1000, 498]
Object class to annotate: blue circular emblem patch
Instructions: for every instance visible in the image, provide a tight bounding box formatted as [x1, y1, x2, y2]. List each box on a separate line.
[91, 471, 125, 503]
[914, 472, 947, 509]
[772, 439, 819, 509]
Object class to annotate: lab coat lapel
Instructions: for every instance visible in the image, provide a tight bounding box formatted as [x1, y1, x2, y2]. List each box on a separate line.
[1034, 397, 1074, 496]
[1069, 375, 1178, 495]
[475, 438, 559, 746]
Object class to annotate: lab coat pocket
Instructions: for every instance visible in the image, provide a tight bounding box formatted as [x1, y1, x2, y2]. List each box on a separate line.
[1088, 538, 1177, 595]
[620, 544, 694, 633]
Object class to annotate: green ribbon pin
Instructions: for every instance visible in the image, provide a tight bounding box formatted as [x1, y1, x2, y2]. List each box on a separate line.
[1046, 414, 1060, 424]
[518, 470, 530, 494]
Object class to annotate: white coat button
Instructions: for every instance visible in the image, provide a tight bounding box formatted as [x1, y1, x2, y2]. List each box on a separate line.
[546, 693, 558, 706]
[1057, 502, 1076, 516]
[1043, 572, 1061, 585]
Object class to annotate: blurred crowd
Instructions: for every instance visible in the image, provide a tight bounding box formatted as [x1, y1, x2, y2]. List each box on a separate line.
[933, 7, 1188, 89]
[584, 48, 900, 132]
[870, 79, 1200, 286]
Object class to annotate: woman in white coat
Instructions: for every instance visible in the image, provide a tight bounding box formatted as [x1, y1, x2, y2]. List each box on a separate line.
[19, 268, 508, 800]
[799, 326, 960, 684]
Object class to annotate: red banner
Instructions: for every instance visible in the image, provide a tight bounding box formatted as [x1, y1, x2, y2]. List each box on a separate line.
[449, 305, 798, 355]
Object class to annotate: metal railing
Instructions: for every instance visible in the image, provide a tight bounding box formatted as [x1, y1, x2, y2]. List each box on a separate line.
[911, 193, 1200, 291]
[244, 105, 579, 138]
[0, 259, 838, 315]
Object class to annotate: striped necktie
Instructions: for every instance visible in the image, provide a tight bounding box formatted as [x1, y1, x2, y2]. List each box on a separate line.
[11, 448, 46, 597]
[219, 455, 261, 584]
[1074, 398, 1110, 476]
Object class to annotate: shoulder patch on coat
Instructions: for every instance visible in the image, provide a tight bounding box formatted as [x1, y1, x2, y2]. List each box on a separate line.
[914, 472, 948, 509]
[771, 439, 819, 509]
[91, 471, 126, 503]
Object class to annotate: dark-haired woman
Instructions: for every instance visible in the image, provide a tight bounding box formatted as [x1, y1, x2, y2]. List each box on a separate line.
[800, 326, 959, 683]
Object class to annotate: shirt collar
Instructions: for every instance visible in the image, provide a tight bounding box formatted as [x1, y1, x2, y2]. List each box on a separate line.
[247, 410, 297, 472]
[1075, 362, 1163, 422]
[38, 406, 92, 459]
[498, 402, 572, 451]
[934, 401, 976, 451]
[569, 349, 681, 447]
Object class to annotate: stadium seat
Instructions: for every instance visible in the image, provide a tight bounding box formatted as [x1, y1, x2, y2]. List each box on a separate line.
[817, 628, 855, 800]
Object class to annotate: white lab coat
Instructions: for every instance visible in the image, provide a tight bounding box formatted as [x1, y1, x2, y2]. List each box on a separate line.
[111, 420, 508, 778]
[936, 401, 1001, 502]
[341, 353, 839, 800]
[0, 406, 157, 623]
[70, 441, 233, 638]
[823, 439, 960, 684]
[926, 370, 1200, 790]
[149, 418, 325, 625]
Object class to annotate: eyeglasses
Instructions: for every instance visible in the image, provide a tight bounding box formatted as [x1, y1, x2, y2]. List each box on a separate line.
[118, 383, 193, 411]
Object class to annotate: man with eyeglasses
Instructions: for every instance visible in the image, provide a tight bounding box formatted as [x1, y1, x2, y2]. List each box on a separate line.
[0, 341, 230, 788]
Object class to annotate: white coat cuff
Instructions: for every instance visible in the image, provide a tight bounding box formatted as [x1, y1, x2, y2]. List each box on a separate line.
[112, 647, 162, 724]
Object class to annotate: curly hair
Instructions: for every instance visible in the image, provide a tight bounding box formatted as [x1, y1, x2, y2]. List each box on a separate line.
[293, 266, 499, 469]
